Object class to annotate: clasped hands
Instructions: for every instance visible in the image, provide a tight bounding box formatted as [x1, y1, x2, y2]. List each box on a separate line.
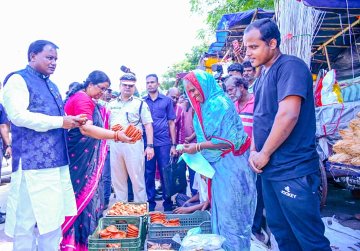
[248, 150, 270, 174]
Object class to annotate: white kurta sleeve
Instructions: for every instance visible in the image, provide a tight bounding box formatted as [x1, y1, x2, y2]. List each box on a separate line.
[3, 74, 64, 132]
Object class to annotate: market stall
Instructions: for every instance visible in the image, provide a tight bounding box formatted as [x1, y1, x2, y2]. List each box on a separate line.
[305, 0, 360, 205]
[203, 0, 360, 207]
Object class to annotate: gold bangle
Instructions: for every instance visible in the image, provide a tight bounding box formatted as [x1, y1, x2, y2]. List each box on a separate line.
[198, 142, 202, 151]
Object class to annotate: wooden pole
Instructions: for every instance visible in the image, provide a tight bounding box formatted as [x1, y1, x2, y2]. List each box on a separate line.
[312, 18, 360, 56]
[324, 46, 332, 70]
[250, 9, 259, 23]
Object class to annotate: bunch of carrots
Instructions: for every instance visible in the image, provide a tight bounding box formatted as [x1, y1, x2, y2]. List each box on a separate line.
[111, 124, 142, 143]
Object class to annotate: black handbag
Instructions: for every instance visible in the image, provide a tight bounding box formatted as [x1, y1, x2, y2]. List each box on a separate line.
[162, 156, 187, 198]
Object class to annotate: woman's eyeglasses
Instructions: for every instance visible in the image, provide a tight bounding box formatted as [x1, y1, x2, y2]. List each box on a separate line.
[95, 85, 108, 92]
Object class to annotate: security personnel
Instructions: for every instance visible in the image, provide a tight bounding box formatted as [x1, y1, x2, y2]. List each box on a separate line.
[108, 73, 154, 202]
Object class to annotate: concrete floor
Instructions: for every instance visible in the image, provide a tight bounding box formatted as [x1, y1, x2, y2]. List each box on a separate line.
[0, 164, 359, 250]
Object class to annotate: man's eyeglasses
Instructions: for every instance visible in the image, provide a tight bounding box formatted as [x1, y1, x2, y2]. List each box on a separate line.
[121, 83, 135, 88]
[146, 81, 156, 84]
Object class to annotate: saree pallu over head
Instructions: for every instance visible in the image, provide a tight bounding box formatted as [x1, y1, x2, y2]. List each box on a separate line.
[183, 70, 250, 162]
[61, 104, 107, 250]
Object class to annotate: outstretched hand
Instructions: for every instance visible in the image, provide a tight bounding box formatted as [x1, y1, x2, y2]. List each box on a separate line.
[173, 206, 191, 214]
[115, 131, 132, 143]
[181, 143, 197, 154]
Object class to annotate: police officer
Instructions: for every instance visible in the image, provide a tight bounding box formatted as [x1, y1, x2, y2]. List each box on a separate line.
[108, 73, 154, 202]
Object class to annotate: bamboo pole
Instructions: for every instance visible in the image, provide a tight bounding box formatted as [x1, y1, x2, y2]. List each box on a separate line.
[324, 46, 332, 70]
[313, 59, 328, 63]
[251, 9, 259, 23]
[311, 18, 360, 56]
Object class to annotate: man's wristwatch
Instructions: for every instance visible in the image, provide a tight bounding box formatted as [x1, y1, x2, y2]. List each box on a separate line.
[147, 144, 154, 148]
[5, 145, 11, 149]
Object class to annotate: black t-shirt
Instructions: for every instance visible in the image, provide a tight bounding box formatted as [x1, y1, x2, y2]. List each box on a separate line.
[253, 54, 319, 181]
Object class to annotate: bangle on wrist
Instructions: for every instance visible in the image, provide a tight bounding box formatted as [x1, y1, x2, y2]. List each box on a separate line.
[171, 143, 176, 147]
[147, 144, 154, 148]
[196, 143, 201, 152]
[5, 144, 11, 149]
[114, 131, 119, 142]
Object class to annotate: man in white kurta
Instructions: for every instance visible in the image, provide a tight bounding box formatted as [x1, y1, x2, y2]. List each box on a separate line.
[109, 73, 154, 202]
[2, 40, 83, 251]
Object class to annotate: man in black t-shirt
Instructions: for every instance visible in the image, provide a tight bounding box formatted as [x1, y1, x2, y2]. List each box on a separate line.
[244, 18, 331, 250]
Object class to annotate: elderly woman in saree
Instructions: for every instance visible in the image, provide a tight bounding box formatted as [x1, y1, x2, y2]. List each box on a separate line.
[61, 70, 131, 250]
[181, 70, 257, 250]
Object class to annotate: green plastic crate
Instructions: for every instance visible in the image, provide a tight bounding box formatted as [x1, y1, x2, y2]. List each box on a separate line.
[105, 202, 149, 249]
[88, 216, 143, 251]
[148, 210, 211, 239]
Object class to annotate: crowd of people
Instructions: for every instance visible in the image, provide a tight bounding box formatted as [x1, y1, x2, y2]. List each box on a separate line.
[0, 18, 332, 251]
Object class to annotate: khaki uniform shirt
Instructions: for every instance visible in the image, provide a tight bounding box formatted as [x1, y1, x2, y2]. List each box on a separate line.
[108, 95, 153, 132]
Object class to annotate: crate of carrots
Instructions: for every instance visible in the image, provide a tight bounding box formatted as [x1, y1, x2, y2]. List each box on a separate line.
[105, 202, 149, 249]
[88, 216, 143, 251]
[148, 210, 211, 239]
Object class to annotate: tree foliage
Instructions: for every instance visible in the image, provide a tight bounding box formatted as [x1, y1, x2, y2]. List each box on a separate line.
[161, 43, 208, 92]
[190, 0, 274, 30]
[161, 0, 274, 92]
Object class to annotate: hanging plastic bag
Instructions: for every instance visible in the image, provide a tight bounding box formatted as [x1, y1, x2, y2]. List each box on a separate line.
[319, 69, 343, 106]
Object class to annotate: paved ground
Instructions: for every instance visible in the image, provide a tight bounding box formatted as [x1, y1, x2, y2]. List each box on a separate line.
[0, 162, 359, 250]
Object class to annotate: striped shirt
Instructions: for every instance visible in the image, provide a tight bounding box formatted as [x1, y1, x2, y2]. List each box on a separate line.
[234, 94, 254, 138]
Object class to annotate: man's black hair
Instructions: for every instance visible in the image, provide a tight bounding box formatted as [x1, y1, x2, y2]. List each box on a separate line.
[227, 63, 244, 74]
[242, 61, 255, 70]
[146, 74, 158, 82]
[244, 18, 281, 48]
[27, 40, 58, 62]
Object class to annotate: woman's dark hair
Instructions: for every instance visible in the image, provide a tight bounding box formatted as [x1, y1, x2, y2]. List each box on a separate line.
[244, 18, 281, 48]
[65, 70, 111, 102]
[146, 74, 158, 82]
[28, 40, 58, 62]
[224, 76, 249, 90]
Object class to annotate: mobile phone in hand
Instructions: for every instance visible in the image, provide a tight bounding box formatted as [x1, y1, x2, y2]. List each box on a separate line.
[232, 40, 240, 50]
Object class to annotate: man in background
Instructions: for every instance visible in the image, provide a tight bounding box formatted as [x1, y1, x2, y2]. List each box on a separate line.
[242, 61, 257, 94]
[227, 63, 244, 77]
[144, 74, 176, 211]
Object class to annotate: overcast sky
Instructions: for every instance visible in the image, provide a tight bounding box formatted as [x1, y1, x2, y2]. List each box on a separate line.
[0, 0, 206, 95]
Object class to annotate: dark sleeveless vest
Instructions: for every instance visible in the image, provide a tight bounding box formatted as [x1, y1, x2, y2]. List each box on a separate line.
[4, 66, 69, 172]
